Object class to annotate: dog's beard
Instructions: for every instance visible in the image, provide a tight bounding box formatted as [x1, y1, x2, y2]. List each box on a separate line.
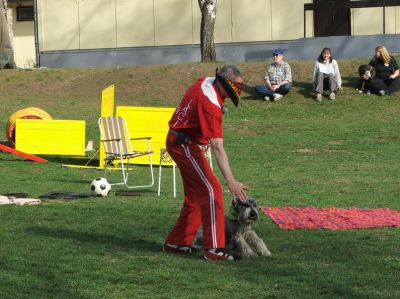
[239, 207, 259, 224]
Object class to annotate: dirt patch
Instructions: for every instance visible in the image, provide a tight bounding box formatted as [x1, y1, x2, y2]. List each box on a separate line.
[289, 148, 320, 153]
[326, 141, 343, 145]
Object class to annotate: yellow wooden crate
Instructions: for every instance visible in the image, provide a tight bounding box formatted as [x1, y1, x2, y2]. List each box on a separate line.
[116, 106, 175, 165]
[15, 119, 86, 156]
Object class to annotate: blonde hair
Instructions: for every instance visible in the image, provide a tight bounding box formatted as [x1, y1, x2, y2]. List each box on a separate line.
[375, 45, 391, 64]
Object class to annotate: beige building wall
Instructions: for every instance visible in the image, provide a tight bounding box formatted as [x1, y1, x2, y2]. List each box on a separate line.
[271, 0, 312, 40]
[154, 0, 194, 46]
[116, 0, 155, 47]
[191, 0, 201, 44]
[351, 6, 400, 35]
[12, 0, 400, 65]
[230, 0, 272, 42]
[12, 19, 36, 68]
[7, 2, 35, 68]
[352, 7, 385, 35]
[79, 0, 116, 49]
[37, 0, 317, 51]
[38, 0, 79, 50]
[214, 0, 231, 43]
[384, 6, 400, 34]
[305, 10, 314, 38]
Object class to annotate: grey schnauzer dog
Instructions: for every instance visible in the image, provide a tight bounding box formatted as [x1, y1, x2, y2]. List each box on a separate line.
[193, 198, 271, 258]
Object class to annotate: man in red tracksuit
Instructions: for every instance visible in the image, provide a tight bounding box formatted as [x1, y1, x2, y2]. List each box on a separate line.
[163, 65, 248, 261]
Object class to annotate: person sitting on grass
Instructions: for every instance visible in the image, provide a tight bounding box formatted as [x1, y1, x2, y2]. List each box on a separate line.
[255, 49, 292, 102]
[368, 45, 400, 96]
[312, 47, 342, 102]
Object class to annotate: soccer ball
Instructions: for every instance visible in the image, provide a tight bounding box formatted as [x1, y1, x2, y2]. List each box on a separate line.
[90, 177, 111, 197]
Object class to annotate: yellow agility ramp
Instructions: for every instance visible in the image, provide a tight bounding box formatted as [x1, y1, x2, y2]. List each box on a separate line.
[15, 119, 86, 156]
[116, 106, 175, 166]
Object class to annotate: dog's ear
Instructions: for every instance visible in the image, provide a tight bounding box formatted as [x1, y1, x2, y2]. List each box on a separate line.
[247, 198, 258, 208]
[358, 65, 365, 76]
[232, 198, 239, 209]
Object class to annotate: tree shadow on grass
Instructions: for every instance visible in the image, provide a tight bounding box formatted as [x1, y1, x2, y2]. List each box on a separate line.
[27, 226, 161, 253]
[293, 81, 315, 101]
[44, 155, 99, 167]
[341, 76, 359, 90]
[241, 83, 263, 101]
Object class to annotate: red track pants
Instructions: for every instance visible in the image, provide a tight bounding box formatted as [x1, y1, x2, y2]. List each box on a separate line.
[164, 131, 225, 249]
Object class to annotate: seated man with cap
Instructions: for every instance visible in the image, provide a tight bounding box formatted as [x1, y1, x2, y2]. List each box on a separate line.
[255, 49, 292, 101]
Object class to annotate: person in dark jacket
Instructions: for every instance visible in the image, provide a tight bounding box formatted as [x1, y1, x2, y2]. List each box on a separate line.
[368, 45, 400, 96]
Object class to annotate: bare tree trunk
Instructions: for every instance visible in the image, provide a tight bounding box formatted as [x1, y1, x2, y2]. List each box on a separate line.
[198, 0, 216, 62]
[1, 0, 16, 68]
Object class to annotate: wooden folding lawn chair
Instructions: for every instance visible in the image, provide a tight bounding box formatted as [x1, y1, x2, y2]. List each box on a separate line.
[98, 116, 154, 189]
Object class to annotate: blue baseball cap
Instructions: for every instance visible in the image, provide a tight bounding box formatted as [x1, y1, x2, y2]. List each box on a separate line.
[273, 49, 284, 55]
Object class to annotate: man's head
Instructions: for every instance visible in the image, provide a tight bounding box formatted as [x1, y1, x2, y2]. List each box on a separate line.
[215, 65, 244, 107]
[273, 49, 284, 64]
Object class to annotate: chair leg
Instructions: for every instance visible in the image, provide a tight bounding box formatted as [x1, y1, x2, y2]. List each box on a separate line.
[158, 162, 162, 196]
[173, 164, 176, 198]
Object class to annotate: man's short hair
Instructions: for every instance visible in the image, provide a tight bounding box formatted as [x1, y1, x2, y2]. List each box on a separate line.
[217, 65, 243, 81]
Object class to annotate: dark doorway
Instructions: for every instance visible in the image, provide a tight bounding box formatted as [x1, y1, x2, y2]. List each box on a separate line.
[314, 0, 351, 37]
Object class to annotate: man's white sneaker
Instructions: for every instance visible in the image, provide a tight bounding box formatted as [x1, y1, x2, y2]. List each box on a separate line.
[163, 243, 196, 254]
[316, 93, 322, 102]
[329, 92, 336, 100]
[204, 248, 237, 261]
[264, 96, 271, 101]
[273, 93, 283, 101]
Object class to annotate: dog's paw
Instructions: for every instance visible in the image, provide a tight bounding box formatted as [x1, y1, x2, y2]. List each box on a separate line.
[259, 247, 271, 256]
[242, 251, 258, 258]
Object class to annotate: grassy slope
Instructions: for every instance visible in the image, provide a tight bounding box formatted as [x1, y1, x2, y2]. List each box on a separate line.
[0, 60, 399, 298]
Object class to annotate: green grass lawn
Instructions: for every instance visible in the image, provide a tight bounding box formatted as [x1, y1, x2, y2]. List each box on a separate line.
[0, 60, 400, 298]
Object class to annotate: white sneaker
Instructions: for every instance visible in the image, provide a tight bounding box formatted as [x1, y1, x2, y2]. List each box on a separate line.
[316, 93, 322, 102]
[264, 96, 271, 101]
[273, 93, 283, 101]
[379, 90, 385, 96]
[329, 92, 336, 100]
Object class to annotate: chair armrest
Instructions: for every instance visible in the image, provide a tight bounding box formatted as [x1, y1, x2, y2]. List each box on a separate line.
[101, 138, 121, 142]
[130, 137, 152, 141]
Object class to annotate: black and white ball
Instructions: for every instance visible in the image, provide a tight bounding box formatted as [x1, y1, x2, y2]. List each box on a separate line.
[90, 177, 111, 197]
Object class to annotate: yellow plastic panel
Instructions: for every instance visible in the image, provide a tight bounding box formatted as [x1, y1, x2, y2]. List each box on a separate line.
[99, 85, 115, 167]
[15, 119, 86, 156]
[79, 0, 116, 49]
[101, 85, 115, 117]
[154, 0, 193, 46]
[116, 0, 155, 47]
[231, 0, 271, 42]
[116, 106, 175, 165]
[37, 0, 79, 51]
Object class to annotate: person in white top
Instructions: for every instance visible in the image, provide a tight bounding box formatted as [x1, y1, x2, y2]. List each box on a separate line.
[312, 48, 342, 101]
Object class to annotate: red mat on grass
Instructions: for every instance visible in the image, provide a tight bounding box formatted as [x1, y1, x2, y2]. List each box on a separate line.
[261, 207, 400, 230]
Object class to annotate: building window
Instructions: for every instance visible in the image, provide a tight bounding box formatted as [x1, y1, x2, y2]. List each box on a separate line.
[17, 6, 34, 22]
